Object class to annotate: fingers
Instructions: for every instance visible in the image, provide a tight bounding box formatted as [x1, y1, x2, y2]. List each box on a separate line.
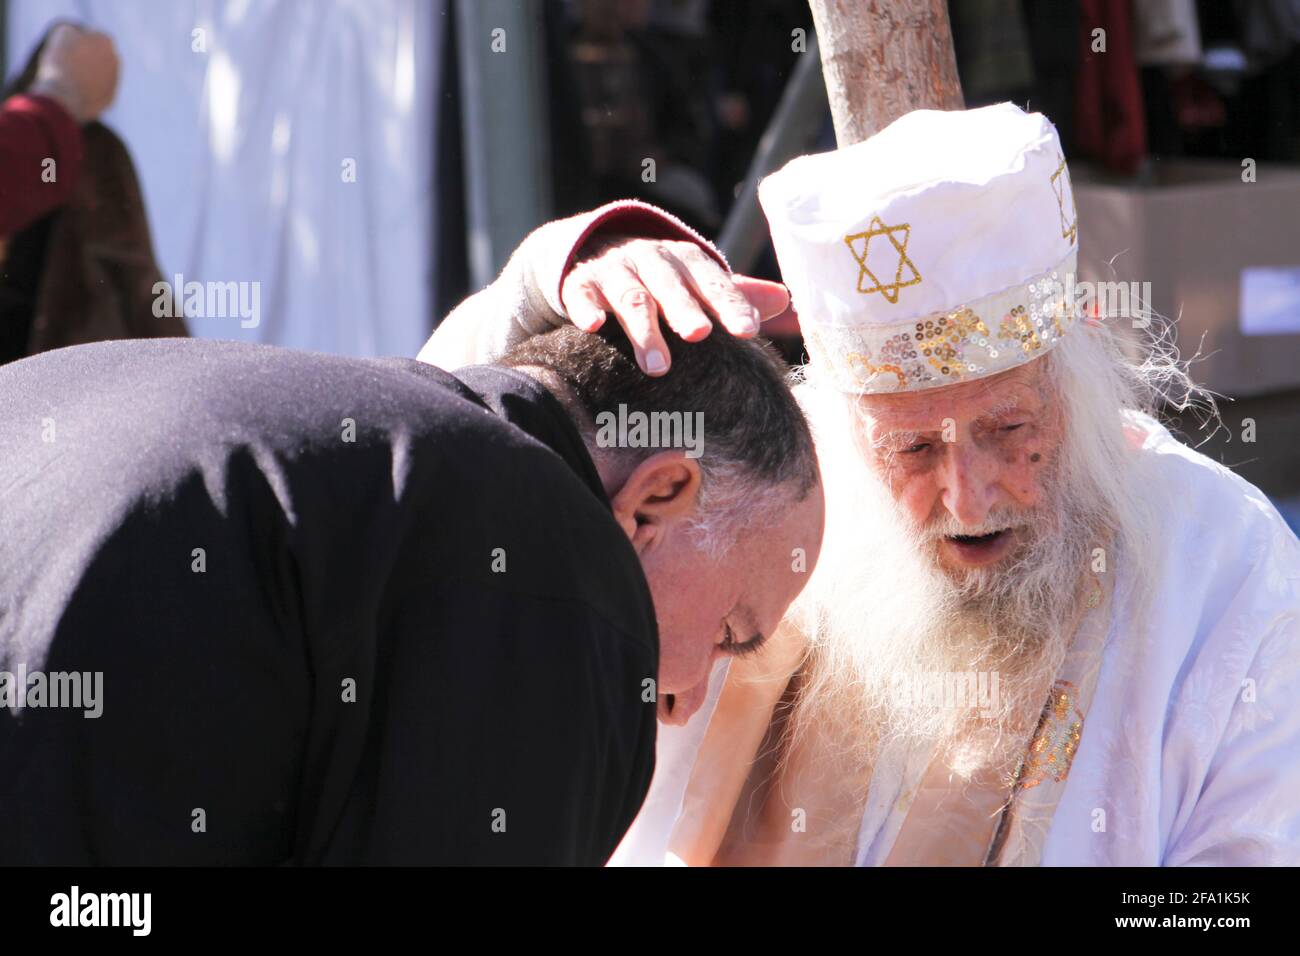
[631, 246, 713, 344]
[559, 271, 608, 333]
[672, 244, 761, 338]
[592, 257, 671, 375]
[560, 236, 786, 376]
[731, 276, 791, 321]
[563, 249, 696, 374]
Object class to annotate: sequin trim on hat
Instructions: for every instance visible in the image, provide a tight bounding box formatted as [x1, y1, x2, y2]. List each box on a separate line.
[804, 248, 1080, 394]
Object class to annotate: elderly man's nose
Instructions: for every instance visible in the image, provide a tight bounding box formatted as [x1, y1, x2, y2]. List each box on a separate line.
[940, 446, 996, 526]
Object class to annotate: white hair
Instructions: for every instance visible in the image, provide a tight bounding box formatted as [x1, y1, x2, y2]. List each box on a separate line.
[772, 315, 1213, 842]
[682, 463, 802, 561]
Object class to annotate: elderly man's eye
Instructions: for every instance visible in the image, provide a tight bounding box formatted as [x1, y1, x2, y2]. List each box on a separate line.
[902, 442, 932, 454]
[1000, 423, 1026, 434]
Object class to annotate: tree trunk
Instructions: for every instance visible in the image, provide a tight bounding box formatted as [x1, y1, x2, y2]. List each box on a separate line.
[808, 0, 965, 147]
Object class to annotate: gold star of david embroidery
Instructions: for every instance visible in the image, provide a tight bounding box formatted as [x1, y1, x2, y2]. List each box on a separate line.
[844, 216, 922, 304]
[1051, 154, 1078, 246]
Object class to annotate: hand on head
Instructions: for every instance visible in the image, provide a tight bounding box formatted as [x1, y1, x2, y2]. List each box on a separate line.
[32, 23, 120, 123]
[560, 235, 791, 376]
[501, 322, 824, 727]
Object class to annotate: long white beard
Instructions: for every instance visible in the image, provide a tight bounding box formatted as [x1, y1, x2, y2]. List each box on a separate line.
[787, 382, 1109, 783]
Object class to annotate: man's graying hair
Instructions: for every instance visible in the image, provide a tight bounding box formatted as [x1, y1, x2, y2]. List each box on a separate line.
[502, 323, 820, 557]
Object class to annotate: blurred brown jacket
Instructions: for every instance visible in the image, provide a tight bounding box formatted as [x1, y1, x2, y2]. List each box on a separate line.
[1, 26, 186, 363]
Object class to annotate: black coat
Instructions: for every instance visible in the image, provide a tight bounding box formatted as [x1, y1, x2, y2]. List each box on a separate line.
[0, 338, 657, 865]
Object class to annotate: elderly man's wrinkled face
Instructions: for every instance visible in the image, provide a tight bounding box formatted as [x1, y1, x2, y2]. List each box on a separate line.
[859, 356, 1063, 576]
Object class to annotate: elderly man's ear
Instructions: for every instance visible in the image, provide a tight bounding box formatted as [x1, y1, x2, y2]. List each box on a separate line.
[607, 452, 703, 553]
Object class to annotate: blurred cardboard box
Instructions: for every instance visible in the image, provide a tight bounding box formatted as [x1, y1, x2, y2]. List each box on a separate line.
[1075, 161, 1300, 398]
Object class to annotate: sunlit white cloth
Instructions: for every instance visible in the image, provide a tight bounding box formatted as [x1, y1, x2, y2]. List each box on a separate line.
[1034, 416, 1300, 865]
[613, 415, 1300, 865]
[6, 0, 437, 357]
[607, 659, 729, 867]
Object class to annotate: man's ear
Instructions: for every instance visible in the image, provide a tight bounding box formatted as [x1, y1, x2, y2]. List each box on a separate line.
[608, 451, 702, 554]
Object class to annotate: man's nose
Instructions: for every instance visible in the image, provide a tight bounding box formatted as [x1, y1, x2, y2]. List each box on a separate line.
[939, 442, 998, 527]
[664, 676, 710, 726]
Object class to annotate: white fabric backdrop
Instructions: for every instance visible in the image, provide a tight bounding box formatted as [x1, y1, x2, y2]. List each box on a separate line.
[7, 0, 437, 356]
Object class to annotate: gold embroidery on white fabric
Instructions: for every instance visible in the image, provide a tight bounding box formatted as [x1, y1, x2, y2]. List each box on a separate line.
[844, 217, 922, 304]
[1051, 154, 1078, 246]
[1015, 680, 1085, 790]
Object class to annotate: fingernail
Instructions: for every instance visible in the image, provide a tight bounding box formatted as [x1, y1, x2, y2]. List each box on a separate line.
[645, 349, 668, 373]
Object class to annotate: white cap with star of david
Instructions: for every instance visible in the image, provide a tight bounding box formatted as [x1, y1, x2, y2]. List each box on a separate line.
[757, 102, 1080, 394]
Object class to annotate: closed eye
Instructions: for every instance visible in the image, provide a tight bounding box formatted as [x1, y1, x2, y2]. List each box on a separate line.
[721, 624, 768, 658]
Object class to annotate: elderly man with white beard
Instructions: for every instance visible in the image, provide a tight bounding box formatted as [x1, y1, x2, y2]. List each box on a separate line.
[424, 103, 1300, 867]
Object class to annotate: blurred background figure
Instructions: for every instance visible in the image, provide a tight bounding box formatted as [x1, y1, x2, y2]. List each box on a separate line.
[5, 0, 438, 357]
[0, 22, 186, 364]
[0, 22, 115, 238]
